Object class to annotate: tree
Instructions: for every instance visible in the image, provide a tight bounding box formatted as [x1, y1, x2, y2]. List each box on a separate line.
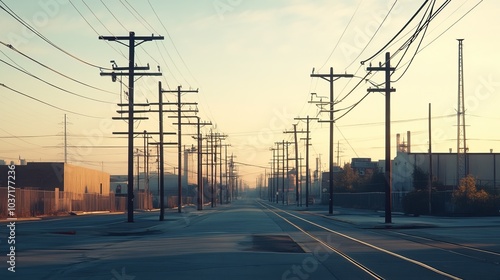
[356, 169, 385, 192]
[412, 167, 429, 191]
[334, 163, 359, 192]
[402, 167, 433, 215]
[452, 175, 495, 215]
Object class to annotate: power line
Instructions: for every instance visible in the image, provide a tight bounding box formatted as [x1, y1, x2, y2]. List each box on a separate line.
[390, 1, 435, 83]
[345, 0, 398, 70]
[336, 0, 463, 123]
[334, 91, 370, 122]
[0, 0, 112, 70]
[147, 0, 201, 88]
[121, 0, 157, 34]
[0, 55, 115, 104]
[410, 0, 483, 60]
[0, 83, 104, 118]
[100, 0, 128, 31]
[338, 114, 455, 127]
[318, 0, 364, 71]
[68, 0, 128, 60]
[360, 0, 430, 65]
[233, 161, 268, 169]
[81, 0, 116, 37]
[0, 40, 117, 95]
[336, 126, 359, 158]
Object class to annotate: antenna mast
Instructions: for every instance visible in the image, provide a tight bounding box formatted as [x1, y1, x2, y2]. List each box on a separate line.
[457, 39, 467, 187]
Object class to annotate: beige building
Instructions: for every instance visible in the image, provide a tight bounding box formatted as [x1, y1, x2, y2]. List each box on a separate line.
[0, 162, 110, 195]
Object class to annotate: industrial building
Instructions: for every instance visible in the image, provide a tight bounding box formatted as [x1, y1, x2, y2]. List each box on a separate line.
[393, 132, 500, 192]
[0, 162, 110, 195]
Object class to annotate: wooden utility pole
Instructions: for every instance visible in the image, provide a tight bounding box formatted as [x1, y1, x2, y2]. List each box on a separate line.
[172, 116, 211, 211]
[428, 103, 432, 214]
[311, 67, 353, 215]
[163, 86, 198, 212]
[99, 31, 163, 222]
[367, 52, 396, 224]
[284, 124, 304, 206]
[295, 116, 318, 207]
[269, 147, 278, 202]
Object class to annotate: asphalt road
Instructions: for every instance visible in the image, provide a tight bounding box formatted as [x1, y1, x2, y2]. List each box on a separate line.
[1, 199, 499, 279]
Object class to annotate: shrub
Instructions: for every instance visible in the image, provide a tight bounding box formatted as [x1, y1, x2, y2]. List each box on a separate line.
[402, 190, 430, 215]
[452, 175, 499, 215]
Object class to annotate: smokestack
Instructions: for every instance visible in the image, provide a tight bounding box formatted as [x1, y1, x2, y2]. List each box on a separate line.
[396, 133, 401, 152]
[407, 131, 411, 153]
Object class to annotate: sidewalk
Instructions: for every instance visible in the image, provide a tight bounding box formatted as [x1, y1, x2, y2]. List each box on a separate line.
[98, 207, 212, 236]
[275, 202, 500, 229]
[0, 205, 218, 237]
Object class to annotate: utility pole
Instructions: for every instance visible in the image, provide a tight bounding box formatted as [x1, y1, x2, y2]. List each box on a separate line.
[193, 127, 211, 210]
[209, 131, 215, 207]
[367, 52, 396, 224]
[311, 67, 353, 215]
[278, 140, 292, 205]
[274, 141, 282, 203]
[212, 134, 228, 204]
[224, 144, 229, 203]
[337, 141, 340, 167]
[195, 118, 212, 210]
[202, 137, 213, 207]
[295, 116, 318, 207]
[214, 133, 218, 206]
[99, 31, 163, 223]
[136, 149, 140, 191]
[219, 143, 231, 204]
[162, 86, 198, 213]
[172, 116, 211, 210]
[220, 138, 223, 204]
[269, 147, 277, 202]
[142, 82, 180, 220]
[229, 154, 236, 201]
[285, 143, 289, 205]
[282, 140, 285, 205]
[285, 124, 306, 206]
[154, 82, 173, 220]
[143, 130, 149, 205]
[428, 103, 432, 214]
[64, 114, 67, 163]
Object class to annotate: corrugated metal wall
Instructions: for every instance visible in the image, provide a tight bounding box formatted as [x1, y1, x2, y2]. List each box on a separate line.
[64, 163, 110, 195]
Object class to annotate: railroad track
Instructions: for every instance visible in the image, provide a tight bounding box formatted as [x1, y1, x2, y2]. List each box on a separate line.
[258, 201, 499, 279]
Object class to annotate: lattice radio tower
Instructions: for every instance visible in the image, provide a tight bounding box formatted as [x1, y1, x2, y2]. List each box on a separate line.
[456, 39, 467, 187]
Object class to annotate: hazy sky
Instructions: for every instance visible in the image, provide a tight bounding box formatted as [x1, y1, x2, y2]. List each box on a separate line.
[0, 0, 498, 186]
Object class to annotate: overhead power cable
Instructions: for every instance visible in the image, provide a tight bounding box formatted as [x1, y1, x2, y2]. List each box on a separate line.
[360, 0, 429, 65]
[0, 83, 104, 118]
[100, 0, 128, 30]
[0, 0, 112, 70]
[318, 0, 364, 71]
[68, 0, 128, 60]
[0, 55, 115, 104]
[345, 0, 398, 70]
[409, 0, 483, 61]
[0, 40, 117, 95]
[147, 0, 200, 88]
[390, 0, 436, 82]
